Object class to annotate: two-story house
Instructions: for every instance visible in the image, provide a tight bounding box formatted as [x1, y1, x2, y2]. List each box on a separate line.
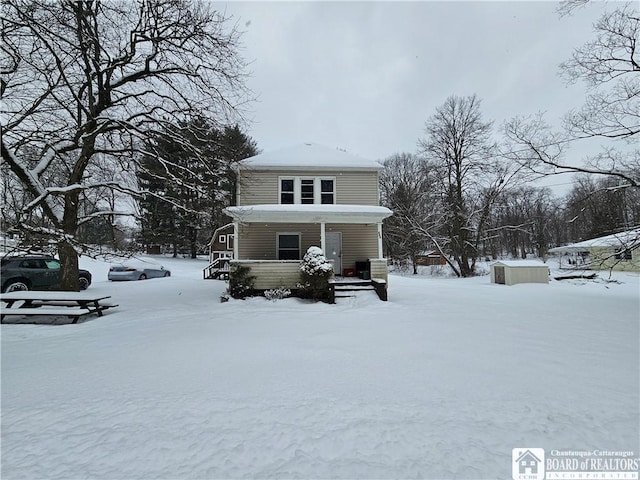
[222, 143, 393, 297]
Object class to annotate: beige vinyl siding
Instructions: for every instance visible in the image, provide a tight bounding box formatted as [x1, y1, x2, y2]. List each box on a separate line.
[588, 246, 640, 271]
[237, 223, 321, 260]
[232, 260, 387, 290]
[490, 263, 549, 285]
[328, 224, 379, 269]
[237, 222, 380, 266]
[232, 260, 302, 290]
[238, 171, 278, 206]
[370, 259, 388, 283]
[238, 170, 379, 206]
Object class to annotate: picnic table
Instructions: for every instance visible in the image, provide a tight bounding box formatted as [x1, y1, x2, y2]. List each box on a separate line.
[0, 291, 118, 324]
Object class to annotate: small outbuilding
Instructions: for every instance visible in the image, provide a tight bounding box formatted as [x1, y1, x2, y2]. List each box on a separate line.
[490, 260, 549, 286]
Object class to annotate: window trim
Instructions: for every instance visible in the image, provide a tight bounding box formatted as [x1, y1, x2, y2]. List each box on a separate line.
[279, 177, 295, 204]
[278, 176, 336, 204]
[276, 232, 301, 260]
[320, 178, 335, 204]
[300, 177, 315, 204]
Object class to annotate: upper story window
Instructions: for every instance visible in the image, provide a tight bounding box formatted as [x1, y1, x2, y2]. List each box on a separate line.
[300, 179, 314, 204]
[321, 179, 335, 204]
[279, 177, 335, 205]
[281, 179, 294, 204]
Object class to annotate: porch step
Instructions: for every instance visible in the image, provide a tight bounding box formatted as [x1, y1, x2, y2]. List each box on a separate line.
[333, 286, 376, 292]
[328, 278, 387, 303]
[203, 258, 231, 280]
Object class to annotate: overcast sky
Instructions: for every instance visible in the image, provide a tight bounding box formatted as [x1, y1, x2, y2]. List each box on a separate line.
[217, 1, 608, 169]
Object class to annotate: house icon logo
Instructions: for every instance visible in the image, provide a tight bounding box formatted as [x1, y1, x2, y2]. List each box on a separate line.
[512, 448, 545, 480]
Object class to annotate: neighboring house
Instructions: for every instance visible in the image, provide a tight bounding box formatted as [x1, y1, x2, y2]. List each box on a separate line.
[222, 143, 393, 295]
[203, 223, 234, 280]
[548, 228, 640, 271]
[414, 250, 447, 266]
[208, 223, 234, 262]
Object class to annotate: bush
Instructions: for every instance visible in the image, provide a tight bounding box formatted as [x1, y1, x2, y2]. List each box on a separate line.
[298, 246, 333, 301]
[228, 263, 255, 299]
[264, 287, 291, 301]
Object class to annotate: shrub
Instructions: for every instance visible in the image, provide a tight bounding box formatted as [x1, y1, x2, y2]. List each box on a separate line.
[228, 263, 255, 299]
[264, 287, 291, 301]
[299, 246, 333, 301]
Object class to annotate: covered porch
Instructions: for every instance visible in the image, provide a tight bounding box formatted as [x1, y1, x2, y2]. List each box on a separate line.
[224, 204, 392, 291]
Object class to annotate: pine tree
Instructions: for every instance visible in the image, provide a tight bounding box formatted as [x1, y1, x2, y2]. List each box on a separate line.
[137, 120, 258, 257]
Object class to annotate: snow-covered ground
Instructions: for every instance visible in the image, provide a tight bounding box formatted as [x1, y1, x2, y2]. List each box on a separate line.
[2, 256, 638, 479]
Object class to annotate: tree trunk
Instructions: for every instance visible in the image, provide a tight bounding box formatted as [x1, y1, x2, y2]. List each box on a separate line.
[58, 240, 79, 291]
[189, 226, 198, 259]
[58, 192, 80, 291]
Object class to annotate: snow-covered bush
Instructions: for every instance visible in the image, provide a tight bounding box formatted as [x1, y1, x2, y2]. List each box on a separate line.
[299, 246, 333, 301]
[264, 287, 291, 301]
[228, 264, 255, 299]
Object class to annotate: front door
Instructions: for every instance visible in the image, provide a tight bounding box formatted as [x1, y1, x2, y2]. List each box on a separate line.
[325, 232, 342, 275]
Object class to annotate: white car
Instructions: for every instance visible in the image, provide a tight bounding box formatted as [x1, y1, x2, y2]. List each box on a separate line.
[108, 262, 171, 281]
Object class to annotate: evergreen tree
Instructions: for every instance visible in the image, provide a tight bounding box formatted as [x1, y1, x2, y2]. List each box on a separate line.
[138, 120, 258, 257]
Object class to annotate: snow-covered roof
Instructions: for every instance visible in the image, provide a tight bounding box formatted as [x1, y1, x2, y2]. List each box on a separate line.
[207, 223, 234, 247]
[225, 204, 392, 224]
[548, 228, 640, 253]
[238, 143, 381, 171]
[491, 260, 549, 268]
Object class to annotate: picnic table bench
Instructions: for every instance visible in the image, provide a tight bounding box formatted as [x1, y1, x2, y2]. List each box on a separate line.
[0, 291, 118, 324]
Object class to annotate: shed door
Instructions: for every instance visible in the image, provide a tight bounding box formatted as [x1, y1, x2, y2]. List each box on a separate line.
[325, 232, 342, 275]
[495, 266, 505, 285]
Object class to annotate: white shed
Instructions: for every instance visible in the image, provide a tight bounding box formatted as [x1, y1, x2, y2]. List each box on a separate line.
[490, 260, 549, 286]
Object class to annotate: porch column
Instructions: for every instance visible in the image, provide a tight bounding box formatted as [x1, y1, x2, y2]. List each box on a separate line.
[377, 222, 383, 258]
[233, 222, 239, 259]
[320, 222, 326, 253]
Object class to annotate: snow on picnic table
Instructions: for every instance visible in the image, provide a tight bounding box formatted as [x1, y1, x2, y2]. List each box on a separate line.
[1, 256, 638, 479]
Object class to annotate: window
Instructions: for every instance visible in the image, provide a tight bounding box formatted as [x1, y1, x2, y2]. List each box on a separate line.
[20, 259, 46, 269]
[278, 177, 336, 204]
[300, 179, 314, 204]
[321, 179, 334, 204]
[277, 233, 300, 260]
[280, 179, 294, 204]
[615, 248, 632, 260]
[45, 260, 60, 269]
[219, 235, 226, 244]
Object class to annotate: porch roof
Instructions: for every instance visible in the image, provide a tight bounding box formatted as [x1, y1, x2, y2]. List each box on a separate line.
[224, 204, 393, 224]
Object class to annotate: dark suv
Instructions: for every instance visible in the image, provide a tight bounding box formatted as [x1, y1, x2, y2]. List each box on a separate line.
[0, 255, 92, 293]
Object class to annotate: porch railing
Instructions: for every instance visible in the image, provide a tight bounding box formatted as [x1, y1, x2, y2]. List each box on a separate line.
[203, 257, 231, 280]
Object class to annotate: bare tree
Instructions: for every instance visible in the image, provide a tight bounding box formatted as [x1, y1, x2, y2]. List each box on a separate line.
[380, 153, 438, 274]
[504, 2, 639, 189]
[1, 0, 250, 290]
[564, 173, 640, 240]
[484, 186, 561, 259]
[418, 95, 528, 277]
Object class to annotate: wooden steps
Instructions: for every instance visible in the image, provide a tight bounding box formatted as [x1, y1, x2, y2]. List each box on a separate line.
[203, 258, 231, 280]
[328, 278, 387, 303]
